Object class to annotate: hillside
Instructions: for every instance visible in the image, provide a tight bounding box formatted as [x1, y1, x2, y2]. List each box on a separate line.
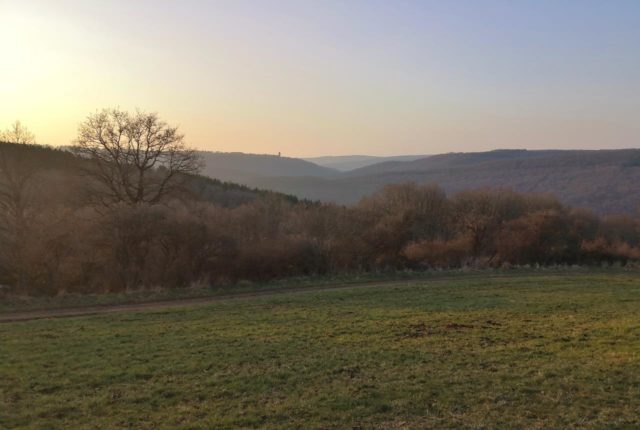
[8, 144, 640, 214]
[0, 143, 300, 208]
[199, 151, 339, 185]
[304, 154, 427, 171]
[234, 149, 640, 214]
[6, 141, 640, 298]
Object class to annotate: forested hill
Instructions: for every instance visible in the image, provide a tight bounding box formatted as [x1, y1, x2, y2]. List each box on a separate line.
[228, 149, 640, 215]
[198, 151, 339, 184]
[304, 154, 427, 171]
[0, 142, 301, 209]
[9, 144, 640, 215]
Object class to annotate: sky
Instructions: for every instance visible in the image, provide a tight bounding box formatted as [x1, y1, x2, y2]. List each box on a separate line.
[1, 0, 639, 157]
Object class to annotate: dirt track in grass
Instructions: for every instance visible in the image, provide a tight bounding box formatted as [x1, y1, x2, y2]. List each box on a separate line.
[0, 277, 451, 323]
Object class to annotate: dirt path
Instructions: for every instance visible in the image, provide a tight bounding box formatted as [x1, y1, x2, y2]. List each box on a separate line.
[0, 278, 436, 323]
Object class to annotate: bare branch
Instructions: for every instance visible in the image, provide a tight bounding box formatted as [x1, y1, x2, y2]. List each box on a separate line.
[72, 108, 202, 206]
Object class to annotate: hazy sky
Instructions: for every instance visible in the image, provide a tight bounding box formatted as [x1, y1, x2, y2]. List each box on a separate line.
[1, 0, 639, 157]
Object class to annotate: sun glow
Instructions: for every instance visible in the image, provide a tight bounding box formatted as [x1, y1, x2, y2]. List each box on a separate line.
[1, 4, 86, 141]
[1, 1, 639, 156]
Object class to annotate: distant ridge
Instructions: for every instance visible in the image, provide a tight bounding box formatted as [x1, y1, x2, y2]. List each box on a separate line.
[220, 149, 640, 214]
[198, 151, 339, 184]
[7, 143, 640, 214]
[304, 154, 427, 171]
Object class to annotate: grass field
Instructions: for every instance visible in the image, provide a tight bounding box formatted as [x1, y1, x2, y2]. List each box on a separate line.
[2, 271, 640, 429]
[0, 270, 442, 313]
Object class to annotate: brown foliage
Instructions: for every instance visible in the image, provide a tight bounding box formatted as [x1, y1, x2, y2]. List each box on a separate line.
[3, 165, 640, 296]
[403, 237, 472, 268]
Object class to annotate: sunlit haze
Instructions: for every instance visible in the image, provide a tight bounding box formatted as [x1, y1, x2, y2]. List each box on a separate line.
[1, 0, 639, 157]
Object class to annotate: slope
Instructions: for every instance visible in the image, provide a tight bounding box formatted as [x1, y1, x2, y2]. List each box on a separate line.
[243, 149, 640, 214]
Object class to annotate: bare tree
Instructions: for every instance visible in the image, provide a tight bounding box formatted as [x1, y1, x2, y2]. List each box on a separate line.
[0, 121, 38, 288]
[0, 120, 36, 145]
[0, 121, 37, 225]
[73, 109, 202, 206]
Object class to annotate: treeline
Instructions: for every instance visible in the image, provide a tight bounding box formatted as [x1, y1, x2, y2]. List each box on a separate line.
[2, 113, 640, 296]
[2, 183, 640, 296]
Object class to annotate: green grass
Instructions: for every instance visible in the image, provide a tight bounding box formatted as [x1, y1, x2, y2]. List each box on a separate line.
[2, 271, 640, 429]
[0, 270, 448, 313]
[0, 266, 599, 313]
